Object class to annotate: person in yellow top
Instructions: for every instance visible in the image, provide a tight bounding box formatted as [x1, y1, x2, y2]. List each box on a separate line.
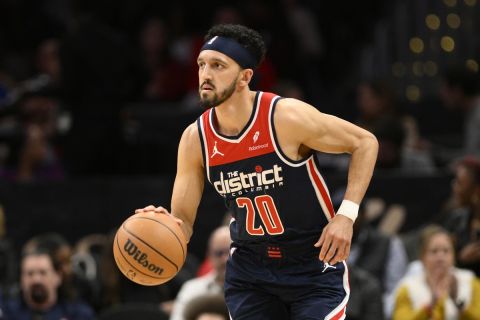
[392, 225, 480, 320]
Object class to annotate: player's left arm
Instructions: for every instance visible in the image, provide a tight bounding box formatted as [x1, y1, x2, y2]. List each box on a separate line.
[275, 98, 378, 265]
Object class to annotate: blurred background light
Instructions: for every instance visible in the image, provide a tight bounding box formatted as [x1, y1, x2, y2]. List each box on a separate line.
[410, 37, 425, 53]
[426, 14, 441, 30]
[446, 13, 461, 29]
[440, 36, 455, 52]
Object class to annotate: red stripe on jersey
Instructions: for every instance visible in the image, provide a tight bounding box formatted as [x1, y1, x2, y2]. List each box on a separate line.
[307, 159, 335, 219]
[329, 306, 346, 320]
[200, 92, 277, 166]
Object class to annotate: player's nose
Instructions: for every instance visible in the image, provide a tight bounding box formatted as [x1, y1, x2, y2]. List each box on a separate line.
[199, 65, 213, 80]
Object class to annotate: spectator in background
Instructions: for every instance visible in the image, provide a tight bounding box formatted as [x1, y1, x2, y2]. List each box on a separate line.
[0, 92, 64, 181]
[346, 266, 384, 320]
[392, 225, 480, 320]
[443, 156, 480, 277]
[356, 79, 435, 172]
[170, 226, 230, 320]
[183, 294, 229, 320]
[356, 79, 405, 168]
[31, 38, 62, 96]
[0, 250, 95, 320]
[357, 79, 420, 170]
[440, 65, 480, 160]
[346, 198, 408, 317]
[22, 233, 94, 306]
[16, 93, 62, 181]
[437, 156, 480, 225]
[138, 17, 188, 102]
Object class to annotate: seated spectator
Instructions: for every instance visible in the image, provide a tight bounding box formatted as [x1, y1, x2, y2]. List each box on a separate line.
[440, 65, 480, 160]
[355, 79, 434, 171]
[0, 92, 64, 181]
[170, 226, 230, 320]
[443, 156, 480, 277]
[392, 225, 480, 320]
[437, 156, 480, 225]
[346, 266, 384, 320]
[137, 17, 188, 102]
[183, 294, 229, 320]
[0, 250, 95, 319]
[22, 232, 94, 305]
[355, 79, 406, 169]
[347, 200, 408, 316]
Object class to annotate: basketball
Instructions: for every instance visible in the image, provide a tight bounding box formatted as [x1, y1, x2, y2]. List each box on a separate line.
[113, 211, 187, 286]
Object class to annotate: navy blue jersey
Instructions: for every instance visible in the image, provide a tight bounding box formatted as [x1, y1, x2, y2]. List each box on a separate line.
[197, 91, 336, 248]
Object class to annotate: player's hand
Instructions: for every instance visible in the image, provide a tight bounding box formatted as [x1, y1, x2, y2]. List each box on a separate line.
[135, 205, 184, 227]
[314, 214, 353, 265]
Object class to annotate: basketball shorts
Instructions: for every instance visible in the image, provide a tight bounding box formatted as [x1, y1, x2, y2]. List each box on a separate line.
[224, 243, 349, 320]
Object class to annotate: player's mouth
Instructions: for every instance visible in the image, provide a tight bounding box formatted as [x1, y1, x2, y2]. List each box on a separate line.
[201, 83, 214, 91]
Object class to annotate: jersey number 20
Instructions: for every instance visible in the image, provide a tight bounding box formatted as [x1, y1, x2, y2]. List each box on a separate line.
[236, 195, 285, 235]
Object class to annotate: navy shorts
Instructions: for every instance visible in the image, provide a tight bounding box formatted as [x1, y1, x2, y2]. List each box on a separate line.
[224, 244, 349, 320]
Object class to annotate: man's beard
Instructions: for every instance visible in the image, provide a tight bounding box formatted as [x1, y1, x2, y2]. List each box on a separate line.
[199, 78, 237, 110]
[29, 283, 49, 304]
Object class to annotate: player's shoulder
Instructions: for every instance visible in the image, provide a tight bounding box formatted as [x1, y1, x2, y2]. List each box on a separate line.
[180, 122, 201, 147]
[275, 98, 318, 113]
[275, 97, 319, 124]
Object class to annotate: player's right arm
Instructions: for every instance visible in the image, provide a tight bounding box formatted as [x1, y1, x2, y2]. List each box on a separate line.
[135, 122, 205, 243]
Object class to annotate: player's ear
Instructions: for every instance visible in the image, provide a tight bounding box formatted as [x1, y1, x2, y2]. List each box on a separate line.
[238, 68, 254, 87]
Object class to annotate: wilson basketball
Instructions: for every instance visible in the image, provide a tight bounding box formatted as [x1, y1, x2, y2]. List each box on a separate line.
[113, 211, 187, 286]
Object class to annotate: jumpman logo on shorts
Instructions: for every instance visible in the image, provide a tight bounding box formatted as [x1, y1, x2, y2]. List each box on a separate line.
[211, 141, 225, 158]
[322, 262, 336, 273]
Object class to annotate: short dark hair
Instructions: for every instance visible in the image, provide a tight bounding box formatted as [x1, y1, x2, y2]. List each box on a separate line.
[204, 24, 266, 69]
[443, 66, 480, 97]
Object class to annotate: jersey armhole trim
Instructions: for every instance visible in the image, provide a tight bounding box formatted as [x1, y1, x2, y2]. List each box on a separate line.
[269, 97, 313, 167]
[196, 117, 211, 183]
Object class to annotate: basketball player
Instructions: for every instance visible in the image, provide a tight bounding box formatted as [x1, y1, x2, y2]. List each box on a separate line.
[137, 24, 378, 319]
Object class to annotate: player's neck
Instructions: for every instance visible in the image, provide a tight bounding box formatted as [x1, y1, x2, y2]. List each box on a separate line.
[214, 89, 256, 136]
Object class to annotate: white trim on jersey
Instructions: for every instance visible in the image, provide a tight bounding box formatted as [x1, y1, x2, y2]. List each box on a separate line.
[306, 160, 334, 222]
[198, 116, 211, 183]
[267, 96, 311, 167]
[324, 261, 350, 320]
[208, 92, 262, 143]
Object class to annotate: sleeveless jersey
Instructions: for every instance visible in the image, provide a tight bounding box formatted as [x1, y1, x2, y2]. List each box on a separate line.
[197, 91, 336, 247]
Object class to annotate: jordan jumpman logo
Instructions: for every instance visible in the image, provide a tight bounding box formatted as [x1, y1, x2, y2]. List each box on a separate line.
[211, 141, 225, 158]
[322, 262, 337, 273]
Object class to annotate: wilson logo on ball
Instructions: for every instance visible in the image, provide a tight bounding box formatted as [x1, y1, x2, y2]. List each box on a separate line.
[123, 239, 164, 275]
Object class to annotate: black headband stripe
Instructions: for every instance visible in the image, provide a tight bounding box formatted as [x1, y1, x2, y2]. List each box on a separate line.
[200, 36, 257, 69]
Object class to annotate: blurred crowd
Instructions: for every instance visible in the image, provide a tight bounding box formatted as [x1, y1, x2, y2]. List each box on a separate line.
[2, 0, 477, 180]
[1, 0, 480, 319]
[0, 160, 480, 319]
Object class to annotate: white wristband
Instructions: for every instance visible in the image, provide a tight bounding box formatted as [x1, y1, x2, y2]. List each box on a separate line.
[336, 200, 359, 222]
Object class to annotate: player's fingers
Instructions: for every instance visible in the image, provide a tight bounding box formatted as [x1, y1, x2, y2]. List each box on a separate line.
[332, 237, 351, 265]
[330, 243, 346, 265]
[324, 243, 337, 264]
[154, 206, 169, 214]
[135, 205, 156, 214]
[314, 229, 326, 248]
[318, 235, 332, 261]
